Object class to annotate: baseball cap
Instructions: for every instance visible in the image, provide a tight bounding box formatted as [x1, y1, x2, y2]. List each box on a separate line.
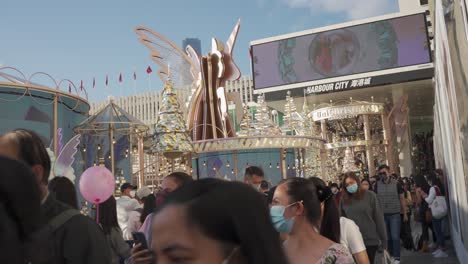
[136, 186, 152, 199]
[120, 183, 137, 193]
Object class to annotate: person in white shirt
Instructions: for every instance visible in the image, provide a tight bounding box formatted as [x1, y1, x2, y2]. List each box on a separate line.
[422, 173, 448, 258]
[116, 183, 139, 239]
[123, 186, 153, 240]
[340, 216, 370, 264]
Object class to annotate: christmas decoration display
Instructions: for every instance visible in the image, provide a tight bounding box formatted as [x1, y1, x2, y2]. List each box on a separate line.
[151, 80, 194, 158]
[238, 106, 255, 137]
[254, 94, 282, 136]
[342, 147, 359, 173]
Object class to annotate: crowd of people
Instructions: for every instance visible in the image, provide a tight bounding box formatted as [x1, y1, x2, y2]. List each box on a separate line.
[0, 128, 451, 264]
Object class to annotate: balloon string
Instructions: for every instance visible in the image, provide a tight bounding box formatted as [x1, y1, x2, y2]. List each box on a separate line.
[96, 203, 100, 224]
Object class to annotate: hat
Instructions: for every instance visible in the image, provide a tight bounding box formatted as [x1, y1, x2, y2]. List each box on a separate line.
[136, 186, 152, 199]
[120, 183, 137, 193]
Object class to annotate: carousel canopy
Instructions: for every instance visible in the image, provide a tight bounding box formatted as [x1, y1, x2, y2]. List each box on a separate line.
[74, 98, 149, 136]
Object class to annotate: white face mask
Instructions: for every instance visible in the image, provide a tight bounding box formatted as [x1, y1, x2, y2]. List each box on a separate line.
[129, 190, 136, 198]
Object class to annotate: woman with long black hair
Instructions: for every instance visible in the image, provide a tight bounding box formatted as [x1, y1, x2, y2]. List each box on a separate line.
[139, 178, 289, 264]
[98, 196, 131, 264]
[311, 177, 369, 264]
[271, 177, 354, 264]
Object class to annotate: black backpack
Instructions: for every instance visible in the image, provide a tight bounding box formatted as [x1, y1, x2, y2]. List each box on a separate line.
[24, 209, 80, 264]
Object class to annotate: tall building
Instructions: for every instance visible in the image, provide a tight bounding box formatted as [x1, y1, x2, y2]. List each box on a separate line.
[225, 76, 254, 105]
[182, 38, 202, 55]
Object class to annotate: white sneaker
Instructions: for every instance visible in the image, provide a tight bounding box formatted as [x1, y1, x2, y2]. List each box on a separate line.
[434, 250, 449, 258]
[393, 260, 400, 264]
[432, 249, 441, 255]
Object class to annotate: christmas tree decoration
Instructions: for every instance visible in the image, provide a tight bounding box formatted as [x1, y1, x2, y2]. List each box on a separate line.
[254, 94, 282, 136]
[238, 105, 255, 137]
[282, 90, 311, 136]
[151, 80, 193, 159]
[342, 147, 359, 173]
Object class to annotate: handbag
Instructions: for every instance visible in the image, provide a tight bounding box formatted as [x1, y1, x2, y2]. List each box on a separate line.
[430, 186, 448, 219]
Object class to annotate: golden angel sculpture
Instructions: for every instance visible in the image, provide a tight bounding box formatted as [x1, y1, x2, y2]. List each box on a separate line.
[135, 20, 241, 141]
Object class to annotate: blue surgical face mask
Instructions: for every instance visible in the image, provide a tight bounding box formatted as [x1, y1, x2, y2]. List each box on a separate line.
[270, 202, 298, 233]
[346, 183, 359, 194]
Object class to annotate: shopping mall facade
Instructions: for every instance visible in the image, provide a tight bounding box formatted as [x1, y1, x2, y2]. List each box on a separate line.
[250, 0, 468, 261]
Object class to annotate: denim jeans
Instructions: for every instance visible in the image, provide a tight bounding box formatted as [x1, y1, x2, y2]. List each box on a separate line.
[432, 217, 446, 248]
[384, 213, 401, 259]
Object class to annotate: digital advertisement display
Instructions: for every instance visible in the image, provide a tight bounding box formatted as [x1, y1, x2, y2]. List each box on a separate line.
[251, 14, 431, 90]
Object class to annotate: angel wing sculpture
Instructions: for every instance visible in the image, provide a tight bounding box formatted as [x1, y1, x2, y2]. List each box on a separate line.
[49, 134, 81, 182]
[135, 20, 241, 141]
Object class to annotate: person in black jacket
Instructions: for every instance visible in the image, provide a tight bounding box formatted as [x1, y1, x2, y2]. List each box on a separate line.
[0, 129, 112, 264]
[0, 156, 43, 263]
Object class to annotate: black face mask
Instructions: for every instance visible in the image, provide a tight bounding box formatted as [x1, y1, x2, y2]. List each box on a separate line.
[379, 172, 388, 181]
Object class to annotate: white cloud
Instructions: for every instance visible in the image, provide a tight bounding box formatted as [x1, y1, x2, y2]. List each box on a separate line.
[282, 0, 396, 20]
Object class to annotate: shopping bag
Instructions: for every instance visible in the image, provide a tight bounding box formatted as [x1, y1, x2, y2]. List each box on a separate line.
[431, 196, 448, 219]
[382, 250, 392, 264]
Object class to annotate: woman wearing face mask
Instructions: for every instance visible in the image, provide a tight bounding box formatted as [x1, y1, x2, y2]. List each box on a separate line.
[271, 177, 354, 264]
[148, 178, 288, 264]
[340, 172, 386, 264]
[311, 177, 370, 264]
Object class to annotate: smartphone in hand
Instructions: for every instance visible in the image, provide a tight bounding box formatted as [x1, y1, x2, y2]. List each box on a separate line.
[132, 232, 149, 250]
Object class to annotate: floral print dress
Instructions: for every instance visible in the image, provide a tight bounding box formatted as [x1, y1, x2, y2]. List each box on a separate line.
[316, 243, 355, 264]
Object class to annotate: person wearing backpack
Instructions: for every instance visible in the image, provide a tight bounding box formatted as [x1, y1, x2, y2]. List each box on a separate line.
[422, 173, 448, 258]
[0, 129, 112, 264]
[0, 156, 43, 263]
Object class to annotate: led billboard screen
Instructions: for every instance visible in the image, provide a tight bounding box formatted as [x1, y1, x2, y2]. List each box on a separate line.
[251, 13, 431, 90]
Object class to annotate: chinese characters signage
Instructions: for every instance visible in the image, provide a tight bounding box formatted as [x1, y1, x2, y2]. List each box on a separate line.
[306, 77, 372, 94]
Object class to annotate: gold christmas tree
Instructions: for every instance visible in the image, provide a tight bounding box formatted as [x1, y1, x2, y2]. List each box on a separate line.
[238, 106, 255, 137]
[254, 94, 281, 135]
[151, 80, 193, 158]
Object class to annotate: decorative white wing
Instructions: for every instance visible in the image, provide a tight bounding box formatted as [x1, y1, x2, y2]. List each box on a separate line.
[134, 26, 200, 88]
[53, 134, 81, 183]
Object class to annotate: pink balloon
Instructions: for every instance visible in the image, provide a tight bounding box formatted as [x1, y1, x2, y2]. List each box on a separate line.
[79, 166, 115, 204]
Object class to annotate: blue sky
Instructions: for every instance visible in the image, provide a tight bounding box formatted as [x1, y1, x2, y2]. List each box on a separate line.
[1, 0, 398, 102]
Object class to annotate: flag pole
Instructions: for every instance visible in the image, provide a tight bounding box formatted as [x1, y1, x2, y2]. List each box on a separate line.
[148, 73, 151, 92]
[133, 67, 137, 95]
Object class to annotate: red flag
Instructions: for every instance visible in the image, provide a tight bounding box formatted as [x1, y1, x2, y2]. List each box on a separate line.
[105, 75, 109, 86]
[80, 80, 83, 90]
[68, 83, 71, 93]
[119, 73, 122, 83]
[133, 71, 136, 80]
[146, 66, 152, 74]
[92, 77, 95, 89]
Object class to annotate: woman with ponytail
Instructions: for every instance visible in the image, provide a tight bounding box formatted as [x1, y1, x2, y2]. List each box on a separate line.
[271, 177, 354, 263]
[310, 177, 370, 264]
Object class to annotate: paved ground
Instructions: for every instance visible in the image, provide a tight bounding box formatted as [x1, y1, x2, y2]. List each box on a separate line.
[374, 243, 459, 264]
[373, 218, 459, 264]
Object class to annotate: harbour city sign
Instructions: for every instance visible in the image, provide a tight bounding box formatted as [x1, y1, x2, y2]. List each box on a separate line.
[305, 77, 372, 94]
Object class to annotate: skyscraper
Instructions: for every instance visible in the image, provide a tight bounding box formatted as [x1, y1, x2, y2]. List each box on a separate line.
[182, 38, 202, 55]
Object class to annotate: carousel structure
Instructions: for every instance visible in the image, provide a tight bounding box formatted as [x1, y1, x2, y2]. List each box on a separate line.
[74, 99, 149, 188]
